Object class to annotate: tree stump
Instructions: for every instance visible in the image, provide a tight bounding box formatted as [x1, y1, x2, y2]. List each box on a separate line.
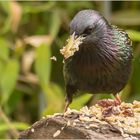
[19, 101, 140, 140]
[19, 115, 127, 140]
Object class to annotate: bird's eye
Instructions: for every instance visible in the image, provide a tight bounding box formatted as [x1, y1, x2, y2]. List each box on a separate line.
[83, 26, 94, 36]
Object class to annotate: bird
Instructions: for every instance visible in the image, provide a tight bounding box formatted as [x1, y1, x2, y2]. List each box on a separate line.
[63, 9, 133, 111]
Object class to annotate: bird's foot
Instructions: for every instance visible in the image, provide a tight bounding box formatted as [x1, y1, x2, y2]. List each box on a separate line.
[97, 94, 121, 108]
[97, 99, 116, 108]
[114, 93, 121, 105]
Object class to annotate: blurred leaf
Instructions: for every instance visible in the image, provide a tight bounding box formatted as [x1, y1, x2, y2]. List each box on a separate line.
[24, 35, 53, 47]
[131, 56, 140, 99]
[49, 11, 61, 39]
[35, 43, 51, 87]
[43, 83, 64, 115]
[13, 39, 25, 58]
[120, 84, 131, 101]
[66, 1, 94, 12]
[19, 73, 38, 84]
[70, 94, 92, 110]
[10, 1, 22, 32]
[0, 1, 10, 12]
[22, 50, 35, 74]
[7, 90, 23, 114]
[0, 2, 11, 34]
[111, 10, 140, 26]
[0, 38, 9, 61]
[0, 1, 22, 33]
[127, 30, 140, 41]
[0, 61, 5, 83]
[89, 94, 112, 105]
[0, 61, 5, 101]
[23, 2, 56, 14]
[0, 122, 29, 132]
[1, 60, 19, 105]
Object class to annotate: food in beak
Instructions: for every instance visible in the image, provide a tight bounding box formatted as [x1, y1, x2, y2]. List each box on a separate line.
[60, 32, 85, 59]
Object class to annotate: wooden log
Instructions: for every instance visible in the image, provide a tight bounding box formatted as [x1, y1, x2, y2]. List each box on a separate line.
[19, 114, 139, 139]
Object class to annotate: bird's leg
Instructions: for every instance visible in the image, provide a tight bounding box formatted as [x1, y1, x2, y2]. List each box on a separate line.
[64, 85, 76, 112]
[64, 93, 72, 112]
[64, 97, 71, 112]
[114, 93, 121, 105]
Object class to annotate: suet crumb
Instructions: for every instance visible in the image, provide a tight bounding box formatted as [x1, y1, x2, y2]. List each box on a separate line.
[60, 32, 85, 59]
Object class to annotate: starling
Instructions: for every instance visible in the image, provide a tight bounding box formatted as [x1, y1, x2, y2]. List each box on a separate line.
[63, 10, 133, 111]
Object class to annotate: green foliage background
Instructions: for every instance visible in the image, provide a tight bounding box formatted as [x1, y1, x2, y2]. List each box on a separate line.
[0, 1, 140, 138]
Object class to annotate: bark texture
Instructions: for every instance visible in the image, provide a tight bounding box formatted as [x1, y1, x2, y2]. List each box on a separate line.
[19, 115, 139, 140]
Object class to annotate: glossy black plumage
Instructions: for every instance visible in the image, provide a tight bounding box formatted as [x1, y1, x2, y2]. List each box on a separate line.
[63, 10, 133, 109]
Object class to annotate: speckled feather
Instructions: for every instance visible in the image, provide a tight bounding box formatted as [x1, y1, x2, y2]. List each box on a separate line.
[63, 10, 133, 104]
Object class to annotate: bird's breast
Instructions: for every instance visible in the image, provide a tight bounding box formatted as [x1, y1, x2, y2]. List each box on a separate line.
[72, 44, 110, 80]
[65, 43, 131, 94]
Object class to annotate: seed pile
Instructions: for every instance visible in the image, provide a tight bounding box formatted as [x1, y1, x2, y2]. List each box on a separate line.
[60, 32, 85, 59]
[52, 100, 140, 139]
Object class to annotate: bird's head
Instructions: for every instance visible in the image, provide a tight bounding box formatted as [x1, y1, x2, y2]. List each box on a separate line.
[70, 10, 111, 45]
